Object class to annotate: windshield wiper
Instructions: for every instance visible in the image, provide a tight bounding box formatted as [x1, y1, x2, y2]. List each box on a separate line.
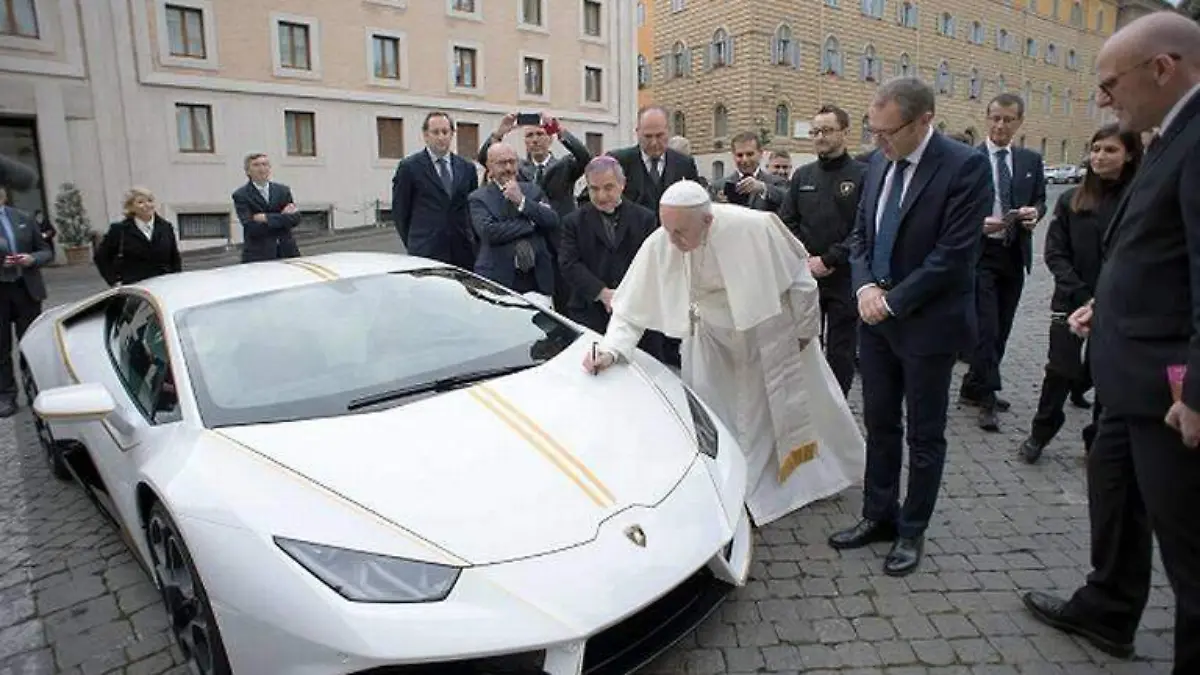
[346, 365, 535, 411]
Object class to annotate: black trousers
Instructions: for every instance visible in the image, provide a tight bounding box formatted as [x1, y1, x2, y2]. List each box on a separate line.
[961, 239, 1025, 402]
[1064, 411, 1200, 673]
[0, 280, 42, 401]
[819, 272, 857, 396]
[858, 325, 957, 539]
[1031, 321, 1090, 444]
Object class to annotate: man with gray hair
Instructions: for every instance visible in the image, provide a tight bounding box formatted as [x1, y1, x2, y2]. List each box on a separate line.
[558, 156, 664, 361]
[582, 180, 867, 527]
[828, 77, 993, 577]
[1022, 12, 1200, 670]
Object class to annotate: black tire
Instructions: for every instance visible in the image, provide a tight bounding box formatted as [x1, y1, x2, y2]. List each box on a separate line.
[19, 357, 70, 480]
[146, 501, 234, 675]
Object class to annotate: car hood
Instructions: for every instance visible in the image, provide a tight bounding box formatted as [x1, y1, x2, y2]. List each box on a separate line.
[217, 353, 701, 565]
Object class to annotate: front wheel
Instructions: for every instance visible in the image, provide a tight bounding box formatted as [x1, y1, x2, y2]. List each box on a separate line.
[146, 502, 233, 675]
[20, 357, 69, 480]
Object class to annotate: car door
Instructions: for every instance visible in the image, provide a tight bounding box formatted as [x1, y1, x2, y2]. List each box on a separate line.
[76, 293, 185, 541]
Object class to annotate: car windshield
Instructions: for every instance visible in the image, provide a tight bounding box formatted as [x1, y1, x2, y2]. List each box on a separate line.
[174, 268, 581, 428]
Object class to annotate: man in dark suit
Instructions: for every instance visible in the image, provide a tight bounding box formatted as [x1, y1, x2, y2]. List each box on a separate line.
[0, 184, 52, 417]
[231, 153, 302, 263]
[392, 111, 479, 269]
[478, 112, 592, 313]
[1021, 13, 1200, 671]
[608, 105, 699, 367]
[558, 155, 663, 361]
[828, 77, 993, 576]
[469, 143, 560, 300]
[959, 93, 1048, 431]
[607, 106, 700, 216]
[715, 131, 787, 212]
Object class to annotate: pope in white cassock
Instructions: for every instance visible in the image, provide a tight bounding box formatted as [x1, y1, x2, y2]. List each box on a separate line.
[583, 180, 866, 527]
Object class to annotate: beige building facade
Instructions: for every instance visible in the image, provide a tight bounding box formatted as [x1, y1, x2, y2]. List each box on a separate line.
[0, 0, 637, 254]
[643, 0, 1175, 180]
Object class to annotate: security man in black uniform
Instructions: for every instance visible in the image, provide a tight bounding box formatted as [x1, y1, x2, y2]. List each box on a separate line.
[779, 105, 868, 395]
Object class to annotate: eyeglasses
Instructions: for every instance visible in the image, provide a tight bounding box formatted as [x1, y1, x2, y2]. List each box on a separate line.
[1097, 53, 1180, 99]
[808, 126, 845, 138]
[866, 118, 915, 139]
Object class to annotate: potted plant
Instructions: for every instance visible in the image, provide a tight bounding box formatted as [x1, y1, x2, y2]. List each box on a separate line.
[53, 182, 93, 265]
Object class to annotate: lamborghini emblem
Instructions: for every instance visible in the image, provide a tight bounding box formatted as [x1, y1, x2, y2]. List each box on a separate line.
[839, 180, 856, 197]
[624, 525, 647, 547]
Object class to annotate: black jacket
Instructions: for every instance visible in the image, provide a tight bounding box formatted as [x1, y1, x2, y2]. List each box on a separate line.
[779, 152, 867, 270]
[1043, 182, 1124, 313]
[94, 216, 182, 286]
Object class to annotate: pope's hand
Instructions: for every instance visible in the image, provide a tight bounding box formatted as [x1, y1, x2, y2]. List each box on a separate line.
[1068, 301, 1094, 338]
[808, 257, 832, 278]
[583, 349, 616, 375]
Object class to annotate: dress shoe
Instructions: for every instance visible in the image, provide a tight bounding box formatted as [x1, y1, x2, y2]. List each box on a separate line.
[0, 398, 15, 419]
[978, 407, 1000, 432]
[959, 394, 1010, 412]
[828, 518, 897, 550]
[1022, 591, 1134, 659]
[1018, 436, 1044, 463]
[1070, 391, 1092, 409]
[883, 536, 923, 576]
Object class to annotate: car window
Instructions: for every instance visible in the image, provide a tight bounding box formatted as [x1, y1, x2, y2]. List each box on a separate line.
[174, 268, 581, 428]
[105, 296, 181, 424]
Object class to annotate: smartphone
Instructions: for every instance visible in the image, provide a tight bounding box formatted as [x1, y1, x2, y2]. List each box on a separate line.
[1002, 209, 1022, 226]
[516, 112, 541, 126]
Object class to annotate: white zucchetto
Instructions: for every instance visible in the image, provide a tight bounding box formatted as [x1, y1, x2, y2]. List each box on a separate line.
[659, 180, 711, 208]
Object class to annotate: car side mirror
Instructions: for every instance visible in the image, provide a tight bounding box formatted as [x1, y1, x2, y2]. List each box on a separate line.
[33, 382, 140, 437]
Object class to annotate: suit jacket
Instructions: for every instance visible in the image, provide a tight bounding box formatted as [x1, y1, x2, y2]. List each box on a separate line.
[0, 205, 51, 301]
[477, 132, 592, 218]
[849, 131, 994, 356]
[606, 145, 699, 215]
[977, 143, 1047, 271]
[468, 181, 560, 293]
[716, 169, 787, 212]
[232, 180, 301, 263]
[93, 215, 182, 286]
[1090, 90, 1200, 417]
[391, 150, 479, 268]
[558, 200, 657, 325]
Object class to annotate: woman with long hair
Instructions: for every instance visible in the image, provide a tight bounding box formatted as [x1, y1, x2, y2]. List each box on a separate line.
[1017, 124, 1143, 463]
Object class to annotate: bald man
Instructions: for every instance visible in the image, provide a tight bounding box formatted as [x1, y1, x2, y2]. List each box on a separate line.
[1021, 11, 1200, 672]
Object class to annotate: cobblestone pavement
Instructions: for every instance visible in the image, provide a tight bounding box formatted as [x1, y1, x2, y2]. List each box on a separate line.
[0, 195, 1178, 674]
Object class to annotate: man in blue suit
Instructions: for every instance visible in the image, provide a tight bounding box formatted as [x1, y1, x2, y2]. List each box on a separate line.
[391, 112, 479, 269]
[959, 94, 1048, 431]
[828, 77, 994, 576]
[469, 143, 560, 301]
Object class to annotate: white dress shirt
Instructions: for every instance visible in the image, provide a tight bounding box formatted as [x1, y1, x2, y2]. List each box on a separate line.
[133, 217, 154, 240]
[873, 125, 935, 234]
[984, 138, 1015, 239]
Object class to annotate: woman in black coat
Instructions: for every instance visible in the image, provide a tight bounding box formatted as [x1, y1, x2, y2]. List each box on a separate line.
[1017, 124, 1142, 463]
[94, 186, 182, 286]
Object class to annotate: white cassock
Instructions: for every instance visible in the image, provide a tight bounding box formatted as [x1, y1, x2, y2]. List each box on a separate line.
[597, 202, 867, 527]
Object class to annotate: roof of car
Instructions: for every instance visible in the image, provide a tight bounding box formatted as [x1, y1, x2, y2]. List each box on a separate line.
[129, 252, 452, 315]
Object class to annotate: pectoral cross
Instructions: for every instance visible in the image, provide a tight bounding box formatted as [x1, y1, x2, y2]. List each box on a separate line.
[688, 302, 699, 336]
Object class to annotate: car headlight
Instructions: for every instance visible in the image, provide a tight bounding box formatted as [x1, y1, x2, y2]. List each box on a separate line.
[275, 537, 461, 603]
[683, 387, 719, 459]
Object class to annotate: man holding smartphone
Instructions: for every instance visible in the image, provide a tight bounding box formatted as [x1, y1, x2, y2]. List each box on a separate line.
[0, 183, 52, 418]
[959, 93, 1047, 431]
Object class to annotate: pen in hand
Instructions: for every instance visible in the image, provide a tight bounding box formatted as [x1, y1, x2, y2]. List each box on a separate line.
[591, 342, 599, 376]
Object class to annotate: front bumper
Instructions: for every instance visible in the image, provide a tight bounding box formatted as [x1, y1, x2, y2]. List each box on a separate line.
[187, 460, 753, 675]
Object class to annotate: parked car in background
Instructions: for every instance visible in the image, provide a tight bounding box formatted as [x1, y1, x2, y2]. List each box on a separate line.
[1044, 165, 1083, 184]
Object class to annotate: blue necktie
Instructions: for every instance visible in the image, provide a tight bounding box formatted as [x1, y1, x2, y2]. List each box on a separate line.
[995, 148, 1013, 211]
[871, 159, 910, 282]
[437, 157, 453, 194]
[0, 208, 15, 253]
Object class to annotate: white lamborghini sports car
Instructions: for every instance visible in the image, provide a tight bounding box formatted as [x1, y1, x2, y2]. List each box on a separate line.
[20, 252, 753, 675]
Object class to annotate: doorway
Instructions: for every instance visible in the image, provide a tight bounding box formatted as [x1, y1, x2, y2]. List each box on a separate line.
[0, 116, 46, 216]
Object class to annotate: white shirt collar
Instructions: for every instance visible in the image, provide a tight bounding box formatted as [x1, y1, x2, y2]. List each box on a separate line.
[902, 126, 935, 166]
[985, 137, 1013, 156]
[427, 147, 451, 163]
[1160, 83, 1200, 136]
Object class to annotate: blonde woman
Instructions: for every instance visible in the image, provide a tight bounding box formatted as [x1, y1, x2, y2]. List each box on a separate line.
[94, 187, 181, 286]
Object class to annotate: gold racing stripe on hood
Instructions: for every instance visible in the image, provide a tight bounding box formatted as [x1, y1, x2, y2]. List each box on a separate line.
[282, 259, 339, 280]
[468, 383, 616, 509]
